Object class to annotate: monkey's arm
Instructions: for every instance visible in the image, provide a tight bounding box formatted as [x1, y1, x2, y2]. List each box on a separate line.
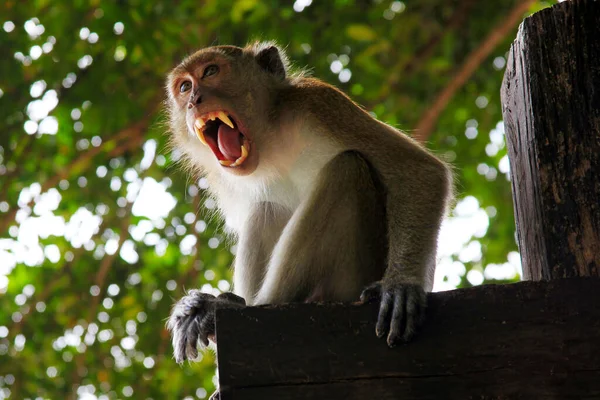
[289, 81, 452, 345]
[233, 202, 291, 303]
[167, 203, 289, 363]
[254, 150, 387, 305]
[362, 134, 452, 346]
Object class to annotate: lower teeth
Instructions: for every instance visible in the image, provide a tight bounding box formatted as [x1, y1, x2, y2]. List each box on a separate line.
[219, 140, 248, 168]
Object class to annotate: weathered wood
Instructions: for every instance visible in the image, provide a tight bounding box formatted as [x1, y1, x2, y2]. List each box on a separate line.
[501, 0, 600, 280]
[216, 278, 600, 400]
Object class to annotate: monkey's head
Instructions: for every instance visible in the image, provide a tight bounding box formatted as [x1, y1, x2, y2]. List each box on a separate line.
[166, 42, 291, 177]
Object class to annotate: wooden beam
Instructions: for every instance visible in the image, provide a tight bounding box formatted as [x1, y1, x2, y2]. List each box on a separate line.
[216, 278, 600, 399]
[501, 0, 600, 280]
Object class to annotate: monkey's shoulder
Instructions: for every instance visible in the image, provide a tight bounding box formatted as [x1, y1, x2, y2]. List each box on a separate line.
[282, 77, 360, 110]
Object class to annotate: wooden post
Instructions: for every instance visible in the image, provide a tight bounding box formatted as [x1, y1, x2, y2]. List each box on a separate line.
[501, 0, 600, 281]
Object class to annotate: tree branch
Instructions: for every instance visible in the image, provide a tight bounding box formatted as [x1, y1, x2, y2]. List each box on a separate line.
[0, 116, 151, 235]
[368, 0, 476, 107]
[403, 0, 476, 76]
[0, 134, 36, 189]
[413, 0, 536, 143]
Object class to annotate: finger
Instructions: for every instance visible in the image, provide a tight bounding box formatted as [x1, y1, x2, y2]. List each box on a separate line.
[173, 317, 196, 363]
[198, 324, 210, 348]
[376, 291, 393, 338]
[171, 326, 187, 364]
[387, 287, 405, 347]
[177, 311, 199, 362]
[403, 289, 418, 342]
[185, 331, 199, 361]
[404, 287, 427, 341]
[198, 311, 215, 347]
[181, 317, 200, 360]
[360, 284, 381, 303]
[415, 288, 427, 327]
[218, 292, 246, 306]
[175, 347, 186, 364]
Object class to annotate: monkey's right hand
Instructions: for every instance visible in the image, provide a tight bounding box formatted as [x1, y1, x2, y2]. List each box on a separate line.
[167, 290, 246, 364]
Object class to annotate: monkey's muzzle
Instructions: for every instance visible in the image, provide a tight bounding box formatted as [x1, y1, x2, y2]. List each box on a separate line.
[194, 111, 250, 167]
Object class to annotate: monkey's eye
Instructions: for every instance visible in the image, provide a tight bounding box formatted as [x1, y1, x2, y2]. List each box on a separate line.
[180, 81, 192, 93]
[203, 64, 219, 78]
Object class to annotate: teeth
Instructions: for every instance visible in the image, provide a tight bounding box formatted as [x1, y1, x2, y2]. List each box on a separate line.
[216, 111, 235, 129]
[193, 119, 207, 146]
[193, 111, 250, 168]
[194, 118, 205, 130]
[194, 126, 208, 146]
[229, 141, 250, 167]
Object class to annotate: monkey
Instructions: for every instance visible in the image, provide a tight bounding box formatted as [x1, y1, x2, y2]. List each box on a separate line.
[165, 42, 452, 393]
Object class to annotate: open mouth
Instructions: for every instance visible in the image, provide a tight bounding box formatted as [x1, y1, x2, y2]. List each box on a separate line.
[193, 111, 250, 168]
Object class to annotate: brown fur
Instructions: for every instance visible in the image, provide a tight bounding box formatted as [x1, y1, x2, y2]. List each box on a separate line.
[166, 42, 453, 372]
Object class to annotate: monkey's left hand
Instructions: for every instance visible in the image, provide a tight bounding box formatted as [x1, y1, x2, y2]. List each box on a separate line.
[360, 281, 426, 347]
[167, 290, 246, 363]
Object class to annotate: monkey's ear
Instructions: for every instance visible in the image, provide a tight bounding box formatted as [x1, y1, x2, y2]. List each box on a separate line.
[255, 45, 287, 80]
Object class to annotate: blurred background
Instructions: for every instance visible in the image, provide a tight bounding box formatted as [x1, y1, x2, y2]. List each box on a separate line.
[0, 0, 556, 398]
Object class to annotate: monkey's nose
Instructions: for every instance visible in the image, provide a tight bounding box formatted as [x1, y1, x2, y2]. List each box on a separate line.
[188, 90, 202, 108]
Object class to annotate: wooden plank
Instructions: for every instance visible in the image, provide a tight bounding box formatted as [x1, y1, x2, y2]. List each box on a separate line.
[216, 278, 600, 399]
[501, 0, 600, 280]
[224, 371, 600, 400]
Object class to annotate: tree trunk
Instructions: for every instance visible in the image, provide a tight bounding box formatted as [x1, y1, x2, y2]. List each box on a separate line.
[501, 0, 600, 280]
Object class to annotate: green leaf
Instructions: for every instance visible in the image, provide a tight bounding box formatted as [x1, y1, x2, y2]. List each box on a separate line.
[346, 24, 377, 42]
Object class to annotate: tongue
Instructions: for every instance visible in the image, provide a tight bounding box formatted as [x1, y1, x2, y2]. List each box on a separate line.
[217, 124, 242, 161]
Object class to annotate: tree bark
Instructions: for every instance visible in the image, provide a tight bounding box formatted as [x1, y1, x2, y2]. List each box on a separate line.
[216, 279, 600, 400]
[501, 0, 600, 280]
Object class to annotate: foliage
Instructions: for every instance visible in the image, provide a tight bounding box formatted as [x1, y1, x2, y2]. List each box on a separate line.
[0, 0, 552, 398]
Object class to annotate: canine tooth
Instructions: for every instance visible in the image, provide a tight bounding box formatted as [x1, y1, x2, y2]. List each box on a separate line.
[209, 113, 216, 121]
[228, 143, 249, 167]
[194, 127, 208, 146]
[194, 119, 205, 130]
[217, 111, 234, 129]
[219, 141, 249, 168]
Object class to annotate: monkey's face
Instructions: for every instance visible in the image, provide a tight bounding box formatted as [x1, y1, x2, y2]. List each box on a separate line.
[167, 45, 284, 177]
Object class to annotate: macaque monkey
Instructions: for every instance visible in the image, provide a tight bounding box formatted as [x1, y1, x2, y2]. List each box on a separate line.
[166, 42, 452, 370]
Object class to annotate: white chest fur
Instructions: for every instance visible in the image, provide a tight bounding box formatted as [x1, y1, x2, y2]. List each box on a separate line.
[209, 132, 342, 235]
